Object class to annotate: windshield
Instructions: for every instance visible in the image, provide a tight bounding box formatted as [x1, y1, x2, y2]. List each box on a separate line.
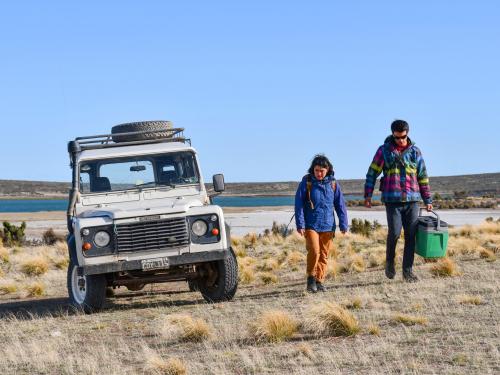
[79, 152, 200, 194]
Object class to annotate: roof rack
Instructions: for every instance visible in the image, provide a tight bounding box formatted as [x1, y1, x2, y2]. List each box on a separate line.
[68, 128, 191, 152]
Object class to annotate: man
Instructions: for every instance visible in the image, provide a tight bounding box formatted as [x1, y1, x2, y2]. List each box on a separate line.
[364, 120, 432, 282]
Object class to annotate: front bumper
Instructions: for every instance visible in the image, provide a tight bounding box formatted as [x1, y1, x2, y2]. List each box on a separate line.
[80, 249, 230, 276]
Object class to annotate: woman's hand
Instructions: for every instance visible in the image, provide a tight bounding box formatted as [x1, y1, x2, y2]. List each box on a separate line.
[297, 228, 305, 236]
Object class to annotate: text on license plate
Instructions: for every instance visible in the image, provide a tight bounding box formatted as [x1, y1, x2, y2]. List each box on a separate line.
[141, 257, 170, 271]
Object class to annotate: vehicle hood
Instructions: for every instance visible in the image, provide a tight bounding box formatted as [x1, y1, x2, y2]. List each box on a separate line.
[77, 196, 205, 220]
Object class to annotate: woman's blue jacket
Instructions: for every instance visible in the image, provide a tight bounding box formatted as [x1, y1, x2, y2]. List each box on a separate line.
[294, 174, 349, 233]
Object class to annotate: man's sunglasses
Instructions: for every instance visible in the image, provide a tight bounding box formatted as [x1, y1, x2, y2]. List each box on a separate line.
[393, 134, 408, 140]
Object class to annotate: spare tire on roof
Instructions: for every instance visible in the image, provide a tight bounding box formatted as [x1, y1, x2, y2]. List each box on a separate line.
[111, 121, 174, 143]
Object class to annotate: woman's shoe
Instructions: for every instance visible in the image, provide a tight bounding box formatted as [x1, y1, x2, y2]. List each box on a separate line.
[307, 276, 318, 293]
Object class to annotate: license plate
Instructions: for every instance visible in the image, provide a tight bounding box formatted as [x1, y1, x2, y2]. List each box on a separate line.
[141, 257, 170, 271]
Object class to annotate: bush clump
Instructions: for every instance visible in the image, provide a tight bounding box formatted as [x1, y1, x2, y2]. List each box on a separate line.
[1, 221, 26, 247]
[21, 257, 49, 277]
[249, 310, 299, 343]
[305, 302, 360, 337]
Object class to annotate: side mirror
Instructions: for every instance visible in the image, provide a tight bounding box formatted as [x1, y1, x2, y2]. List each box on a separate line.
[213, 174, 225, 193]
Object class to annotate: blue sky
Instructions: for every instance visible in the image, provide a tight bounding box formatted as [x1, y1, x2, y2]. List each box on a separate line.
[0, 1, 498, 183]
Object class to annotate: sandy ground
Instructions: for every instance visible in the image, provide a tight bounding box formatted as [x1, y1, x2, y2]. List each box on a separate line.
[1, 207, 499, 238]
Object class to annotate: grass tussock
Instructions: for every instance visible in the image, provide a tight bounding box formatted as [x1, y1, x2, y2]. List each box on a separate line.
[286, 251, 305, 267]
[479, 248, 496, 262]
[367, 324, 381, 336]
[259, 259, 280, 272]
[343, 296, 363, 310]
[25, 281, 45, 297]
[144, 348, 186, 375]
[296, 342, 315, 360]
[0, 247, 9, 264]
[305, 302, 360, 337]
[259, 272, 278, 284]
[20, 257, 49, 277]
[53, 257, 70, 270]
[393, 313, 428, 326]
[238, 265, 256, 284]
[249, 310, 299, 343]
[457, 295, 483, 305]
[430, 258, 460, 277]
[348, 254, 366, 273]
[161, 314, 212, 343]
[0, 281, 18, 295]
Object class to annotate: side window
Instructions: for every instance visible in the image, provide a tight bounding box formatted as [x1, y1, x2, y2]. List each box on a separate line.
[80, 172, 91, 193]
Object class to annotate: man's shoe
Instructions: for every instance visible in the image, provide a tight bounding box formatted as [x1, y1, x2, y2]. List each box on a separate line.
[385, 261, 396, 279]
[316, 281, 327, 292]
[403, 269, 419, 283]
[307, 276, 318, 293]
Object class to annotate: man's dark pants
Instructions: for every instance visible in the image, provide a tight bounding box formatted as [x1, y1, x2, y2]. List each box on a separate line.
[385, 202, 419, 271]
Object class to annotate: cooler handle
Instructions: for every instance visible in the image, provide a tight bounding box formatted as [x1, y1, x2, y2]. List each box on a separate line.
[419, 208, 441, 229]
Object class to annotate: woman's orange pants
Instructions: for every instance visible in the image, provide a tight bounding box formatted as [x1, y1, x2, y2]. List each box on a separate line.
[305, 230, 334, 282]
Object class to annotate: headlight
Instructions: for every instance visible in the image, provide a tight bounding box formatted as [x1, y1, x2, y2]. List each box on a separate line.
[191, 220, 208, 236]
[94, 231, 111, 247]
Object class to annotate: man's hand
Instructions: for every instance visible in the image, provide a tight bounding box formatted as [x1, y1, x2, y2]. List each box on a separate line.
[341, 230, 348, 235]
[364, 198, 372, 208]
[426, 204, 433, 212]
[297, 228, 305, 236]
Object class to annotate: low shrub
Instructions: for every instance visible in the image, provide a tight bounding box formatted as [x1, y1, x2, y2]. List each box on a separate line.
[249, 310, 299, 343]
[305, 302, 360, 337]
[21, 257, 49, 276]
[430, 258, 460, 277]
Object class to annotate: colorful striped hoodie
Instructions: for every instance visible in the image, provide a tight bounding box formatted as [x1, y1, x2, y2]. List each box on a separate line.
[364, 136, 432, 205]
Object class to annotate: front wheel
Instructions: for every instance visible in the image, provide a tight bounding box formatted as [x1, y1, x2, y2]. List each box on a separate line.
[67, 260, 107, 313]
[198, 249, 238, 303]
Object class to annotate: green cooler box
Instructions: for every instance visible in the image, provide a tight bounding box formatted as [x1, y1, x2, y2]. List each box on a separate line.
[416, 209, 449, 258]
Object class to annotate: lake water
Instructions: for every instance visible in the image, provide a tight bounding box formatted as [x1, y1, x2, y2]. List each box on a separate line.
[0, 195, 369, 213]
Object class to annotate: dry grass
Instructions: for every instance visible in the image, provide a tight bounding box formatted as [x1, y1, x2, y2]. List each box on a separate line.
[430, 258, 460, 277]
[342, 296, 363, 310]
[259, 272, 278, 284]
[393, 313, 428, 326]
[479, 248, 496, 262]
[239, 264, 256, 284]
[348, 254, 366, 273]
[24, 282, 45, 297]
[0, 247, 9, 264]
[144, 348, 187, 375]
[0, 281, 17, 295]
[305, 302, 360, 337]
[367, 324, 381, 336]
[161, 314, 212, 343]
[249, 310, 299, 343]
[20, 256, 49, 277]
[296, 342, 315, 360]
[0, 221, 497, 373]
[457, 295, 483, 305]
[259, 259, 280, 272]
[285, 251, 305, 267]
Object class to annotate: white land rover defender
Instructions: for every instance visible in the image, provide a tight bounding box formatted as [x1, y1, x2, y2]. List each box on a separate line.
[66, 121, 238, 312]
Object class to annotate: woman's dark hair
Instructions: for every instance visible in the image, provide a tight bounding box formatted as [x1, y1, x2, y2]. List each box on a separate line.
[308, 154, 334, 176]
[391, 119, 409, 133]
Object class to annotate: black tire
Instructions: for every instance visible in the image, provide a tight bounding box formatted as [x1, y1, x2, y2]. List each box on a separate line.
[111, 121, 173, 143]
[67, 259, 107, 313]
[187, 279, 199, 292]
[198, 249, 238, 303]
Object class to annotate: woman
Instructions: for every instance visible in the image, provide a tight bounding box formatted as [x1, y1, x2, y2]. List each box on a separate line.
[295, 154, 348, 293]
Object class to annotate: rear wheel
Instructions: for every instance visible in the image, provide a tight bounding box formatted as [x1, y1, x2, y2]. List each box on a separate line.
[67, 260, 107, 313]
[198, 249, 238, 303]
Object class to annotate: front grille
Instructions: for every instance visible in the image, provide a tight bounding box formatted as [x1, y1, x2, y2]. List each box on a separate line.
[115, 217, 190, 252]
